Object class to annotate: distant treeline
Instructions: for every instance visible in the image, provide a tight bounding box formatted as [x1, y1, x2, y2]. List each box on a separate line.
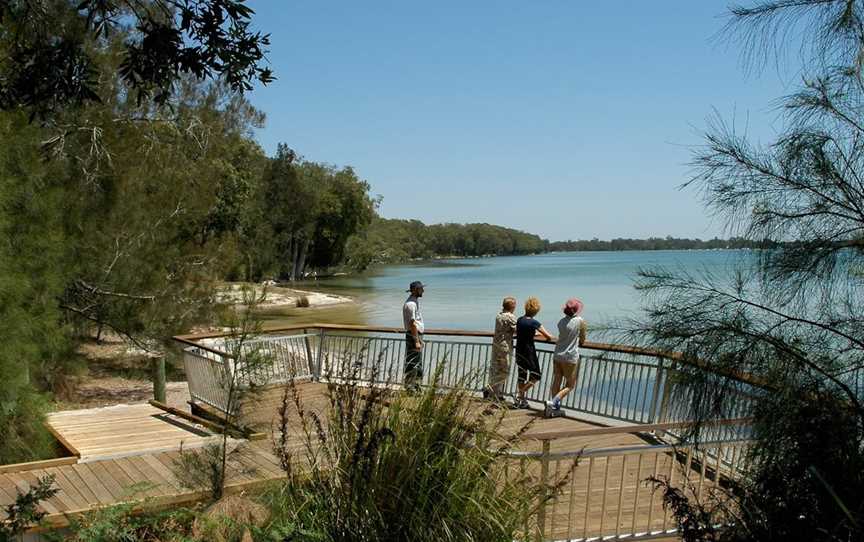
[344, 218, 548, 269]
[344, 227, 781, 270]
[548, 236, 778, 252]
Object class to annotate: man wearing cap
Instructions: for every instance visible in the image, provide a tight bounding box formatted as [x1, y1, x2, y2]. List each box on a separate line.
[402, 281, 425, 389]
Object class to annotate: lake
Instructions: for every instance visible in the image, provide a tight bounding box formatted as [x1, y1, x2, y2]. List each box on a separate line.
[259, 250, 753, 332]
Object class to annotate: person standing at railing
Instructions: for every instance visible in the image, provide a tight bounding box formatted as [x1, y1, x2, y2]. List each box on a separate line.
[487, 296, 518, 403]
[513, 297, 555, 409]
[402, 280, 426, 390]
[545, 298, 587, 417]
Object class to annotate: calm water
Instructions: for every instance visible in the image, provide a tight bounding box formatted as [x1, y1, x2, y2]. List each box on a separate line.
[262, 250, 753, 332]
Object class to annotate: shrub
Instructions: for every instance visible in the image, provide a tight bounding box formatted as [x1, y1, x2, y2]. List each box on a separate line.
[263, 362, 569, 542]
[295, 295, 310, 308]
[64, 503, 204, 542]
[0, 389, 60, 464]
[0, 475, 57, 540]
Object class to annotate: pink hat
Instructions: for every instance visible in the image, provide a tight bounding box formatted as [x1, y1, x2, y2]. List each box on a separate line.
[563, 298, 584, 316]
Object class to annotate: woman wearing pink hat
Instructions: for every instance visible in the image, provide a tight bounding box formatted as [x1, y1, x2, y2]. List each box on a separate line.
[545, 298, 587, 417]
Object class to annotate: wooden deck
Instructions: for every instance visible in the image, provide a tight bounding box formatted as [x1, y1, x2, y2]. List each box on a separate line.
[1, 382, 688, 540]
[46, 404, 218, 462]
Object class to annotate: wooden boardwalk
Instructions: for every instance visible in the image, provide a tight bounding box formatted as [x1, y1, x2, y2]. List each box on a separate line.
[1, 382, 688, 540]
[46, 404, 218, 462]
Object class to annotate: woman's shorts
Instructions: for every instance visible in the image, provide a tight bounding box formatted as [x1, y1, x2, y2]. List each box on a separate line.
[515, 352, 541, 383]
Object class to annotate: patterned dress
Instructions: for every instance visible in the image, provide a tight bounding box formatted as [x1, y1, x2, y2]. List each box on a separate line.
[489, 311, 517, 397]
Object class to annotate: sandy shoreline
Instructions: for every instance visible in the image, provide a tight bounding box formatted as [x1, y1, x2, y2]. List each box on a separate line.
[56, 283, 356, 413]
[216, 282, 354, 309]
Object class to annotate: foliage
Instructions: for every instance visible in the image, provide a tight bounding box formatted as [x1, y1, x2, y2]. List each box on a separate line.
[625, 1, 864, 540]
[242, 145, 378, 281]
[63, 502, 206, 542]
[0, 475, 58, 541]
[265, 362, 562, 542]
[0, 0, 273, 119]
[548, 236, 777, 252]
[0, 112, 75, 462]
[345, 217, 549, 270]
[0, 22, 268, 462]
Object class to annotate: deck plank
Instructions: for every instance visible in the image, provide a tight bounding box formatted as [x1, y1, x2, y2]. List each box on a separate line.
[71, 464, 114, 505]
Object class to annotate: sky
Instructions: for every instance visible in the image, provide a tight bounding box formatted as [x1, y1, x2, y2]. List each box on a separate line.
[245, 1, 799, 242]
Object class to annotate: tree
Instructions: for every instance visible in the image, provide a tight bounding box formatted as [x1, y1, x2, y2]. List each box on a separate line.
[0, 11, 272, 463]
[253, 148, 377, 280]
[626, 1, 864, 540]
[0, 0, 273, 119]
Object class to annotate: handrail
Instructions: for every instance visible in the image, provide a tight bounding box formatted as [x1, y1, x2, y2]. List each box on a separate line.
[172, 323, 769, 390]
[173, 323, 681, 358]
[521, 417, 753, 441]
[506, 438, 753, 460]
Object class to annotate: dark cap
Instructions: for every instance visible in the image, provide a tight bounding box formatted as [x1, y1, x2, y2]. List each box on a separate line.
[406, 281, 426, 292]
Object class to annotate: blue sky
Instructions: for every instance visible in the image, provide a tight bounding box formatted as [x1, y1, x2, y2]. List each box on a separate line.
[246, 1, 797, 241]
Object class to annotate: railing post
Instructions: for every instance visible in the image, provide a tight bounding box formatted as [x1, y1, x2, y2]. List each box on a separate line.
[151, 357, 166, 403]
[536, 439, 551, 542]
[303, 329, 316, 379]
[315, 328, 326, 380]
[648, 357, 664, 424]
[657, 359, 678, 425]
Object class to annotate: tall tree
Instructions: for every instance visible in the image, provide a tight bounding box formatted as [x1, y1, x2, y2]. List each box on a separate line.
[627, 2, 864, 540]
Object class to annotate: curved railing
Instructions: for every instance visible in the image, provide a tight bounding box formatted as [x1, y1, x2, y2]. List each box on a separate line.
[174, 323, 754, 541]
[175, 323, 757, 428]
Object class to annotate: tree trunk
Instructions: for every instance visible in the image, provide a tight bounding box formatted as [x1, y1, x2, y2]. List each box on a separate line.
[297, 238, 310, 279]
[245, 252, 253, 282]
[289, 235, 300, 281]
[285, 235, 295, 281]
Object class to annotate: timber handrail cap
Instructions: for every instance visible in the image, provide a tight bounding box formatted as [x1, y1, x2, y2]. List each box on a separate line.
[521, 417, 753, 441]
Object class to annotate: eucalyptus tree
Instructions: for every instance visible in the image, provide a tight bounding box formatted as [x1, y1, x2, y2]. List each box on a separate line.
[626, 1, 864, 540]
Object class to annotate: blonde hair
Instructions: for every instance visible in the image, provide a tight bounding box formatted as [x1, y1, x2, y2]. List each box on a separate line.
[502, 296, 516, 310]
[524, 297, 541, 317]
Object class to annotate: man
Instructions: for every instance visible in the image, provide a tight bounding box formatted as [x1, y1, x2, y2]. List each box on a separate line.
[402, 280, 425, 389]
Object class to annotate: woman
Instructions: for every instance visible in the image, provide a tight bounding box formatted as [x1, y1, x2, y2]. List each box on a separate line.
[546, 298, 587, 417]
[488, 296, 518, 402]
[513, 297, 555, 409]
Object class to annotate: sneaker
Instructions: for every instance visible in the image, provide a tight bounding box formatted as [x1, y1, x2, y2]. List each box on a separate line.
[551, 396, 561, 410]
[513, 398, 530, 409]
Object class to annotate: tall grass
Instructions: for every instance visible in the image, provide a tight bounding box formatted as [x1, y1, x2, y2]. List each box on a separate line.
[262, 355, 571, 542]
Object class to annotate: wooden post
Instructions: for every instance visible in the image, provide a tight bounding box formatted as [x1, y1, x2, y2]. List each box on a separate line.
[152, 357, 166, 403]
[657, 360, 678, 426]
[303, 329, 316, 378]
[536, 439, 551, 542]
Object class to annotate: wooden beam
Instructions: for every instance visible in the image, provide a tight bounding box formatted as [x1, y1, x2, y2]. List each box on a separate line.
[0, 456, 78, 474]
[45, 423, 82, 458]
[522, 417, 752, 441]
